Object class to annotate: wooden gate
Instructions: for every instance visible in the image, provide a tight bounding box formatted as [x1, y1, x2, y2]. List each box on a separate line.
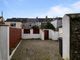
[44, 30, 49, 40]
[9, 27, 21, 48]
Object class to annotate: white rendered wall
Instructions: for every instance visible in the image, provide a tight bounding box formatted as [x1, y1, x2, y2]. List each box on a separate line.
[40, 29, 44, 40]
[22, 29, 59, 40]
[5, 22, 22, 28]
[62, 15, 70, 60]
[49, 30, 59, 40]
[51, 20, 57, 28]
[53, 31, 59, 40]
[59, 28, 63, 37]
[49, 30, 52, 39]
[0, 25, 9, 60]
[22, 29, 41, 39]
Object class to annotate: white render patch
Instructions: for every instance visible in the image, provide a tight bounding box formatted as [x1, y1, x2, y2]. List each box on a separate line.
[62, 15, 70, 60]
[59, 28, 63, 37]
[0, 25, 9, 60]
[49, 30, 59, 40]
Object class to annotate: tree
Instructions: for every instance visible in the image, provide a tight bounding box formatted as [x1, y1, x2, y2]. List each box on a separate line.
[32, 25, 39, 29]
[44, 22, 55, 30]
[40, 16, 55, 30]
[40, 22, 55, 30]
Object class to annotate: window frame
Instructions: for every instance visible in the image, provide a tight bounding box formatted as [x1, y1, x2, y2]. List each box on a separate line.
[33, 29, 39, 34]
[10, 23, 16, 27]
[24, 29, 30, 34]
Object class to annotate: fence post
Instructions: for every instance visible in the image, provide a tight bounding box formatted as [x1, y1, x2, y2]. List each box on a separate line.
[0, 25, 9, 60]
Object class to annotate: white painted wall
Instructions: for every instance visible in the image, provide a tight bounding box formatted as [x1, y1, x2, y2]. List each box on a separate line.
[59, 28, 63, 37]
[22, 29, 41, 39]
[51, 20, 57, 28]
[49, 30, 59, 40]
[0, 25, 9, 60]
[40, 29, 44, 40]
[62, 15, 70, 60]
[22, 29, 59, 40]
[5, 22, 22, 28]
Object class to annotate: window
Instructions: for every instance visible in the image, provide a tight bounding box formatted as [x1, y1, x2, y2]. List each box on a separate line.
[10, 23, 16, 27]
[33, 29, 39, 34]
[24, 29, 30, 34]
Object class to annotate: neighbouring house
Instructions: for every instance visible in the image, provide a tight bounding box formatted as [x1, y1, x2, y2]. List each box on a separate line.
[22, 18, 41, 29]
[22, 17, 53, 29]
[5, 17, 53, 29]
[5, 18, 22, 28]
[5, 17, 59, 40]
[62, 13, 80, 60]
[51, 17, 62, 30]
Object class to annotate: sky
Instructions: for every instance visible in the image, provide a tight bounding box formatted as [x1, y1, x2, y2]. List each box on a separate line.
[0, 0, 80, 19]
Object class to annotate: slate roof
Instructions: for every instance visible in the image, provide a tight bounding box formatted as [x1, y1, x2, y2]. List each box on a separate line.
[53, 17, 62, 21]
[5, 18, 53, 23]
[5, 18, 24, 22]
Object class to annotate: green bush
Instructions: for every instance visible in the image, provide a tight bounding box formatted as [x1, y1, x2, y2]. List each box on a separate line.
[32, 25, 39, 29]
[41, 22, 55, 30]
[44, 22, 55, 30]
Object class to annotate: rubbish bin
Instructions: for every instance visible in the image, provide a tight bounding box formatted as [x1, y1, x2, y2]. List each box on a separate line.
[58, 37, 62, 57]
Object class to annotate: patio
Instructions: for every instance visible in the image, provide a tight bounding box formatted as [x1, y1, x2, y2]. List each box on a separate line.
[11, 40, 62, 60]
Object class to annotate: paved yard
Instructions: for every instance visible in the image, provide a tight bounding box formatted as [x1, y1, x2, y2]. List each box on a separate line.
[11, 40, 62, 60]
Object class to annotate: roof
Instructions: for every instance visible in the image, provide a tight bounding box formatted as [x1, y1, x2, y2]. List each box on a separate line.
[5, 18, 24, 22]
[5, 18, 53, 22]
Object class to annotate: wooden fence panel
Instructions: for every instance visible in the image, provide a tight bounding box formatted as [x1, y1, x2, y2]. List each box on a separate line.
[9, 27, 21, 48]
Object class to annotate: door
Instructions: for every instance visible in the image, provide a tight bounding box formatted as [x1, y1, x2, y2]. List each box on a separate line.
[44, 30, 49, 40]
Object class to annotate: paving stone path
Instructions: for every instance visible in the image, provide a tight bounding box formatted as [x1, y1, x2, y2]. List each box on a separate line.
[11, 40, 62, 60]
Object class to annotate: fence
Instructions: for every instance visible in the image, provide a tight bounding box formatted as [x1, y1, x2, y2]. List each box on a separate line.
[9, 27, 21, 49]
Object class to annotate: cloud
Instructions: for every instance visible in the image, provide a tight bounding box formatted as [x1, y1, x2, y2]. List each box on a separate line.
[40, 5, 73, 17]
[47, 6, 73, 16]
[72, 1, 80, 9]
[40, 1, 80, 17]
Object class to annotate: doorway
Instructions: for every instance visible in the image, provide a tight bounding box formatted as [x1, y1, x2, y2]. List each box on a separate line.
[44, 30, 49, 40]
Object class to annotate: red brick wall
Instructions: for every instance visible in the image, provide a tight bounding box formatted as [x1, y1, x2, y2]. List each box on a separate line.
[9, 27, 22, 48]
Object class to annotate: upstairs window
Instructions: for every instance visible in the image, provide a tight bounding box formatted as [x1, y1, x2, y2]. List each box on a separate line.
[24, 29, 30, 34]
[10, 23, 16, 27]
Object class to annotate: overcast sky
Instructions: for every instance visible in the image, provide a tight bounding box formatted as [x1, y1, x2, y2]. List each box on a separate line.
[0, 0, 80, 19]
